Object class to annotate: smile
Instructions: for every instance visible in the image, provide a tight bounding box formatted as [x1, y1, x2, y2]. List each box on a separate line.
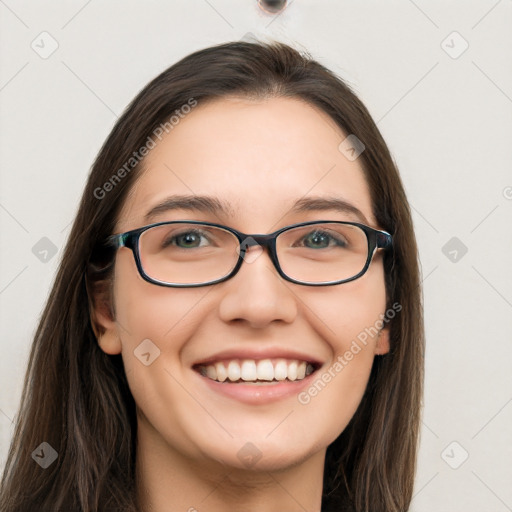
[196, 358, 317, 383]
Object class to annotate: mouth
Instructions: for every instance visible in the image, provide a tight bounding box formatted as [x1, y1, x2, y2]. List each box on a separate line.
[193, 358, 321, 385]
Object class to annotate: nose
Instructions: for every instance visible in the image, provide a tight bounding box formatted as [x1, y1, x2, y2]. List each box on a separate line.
[217, 244, 297, 328]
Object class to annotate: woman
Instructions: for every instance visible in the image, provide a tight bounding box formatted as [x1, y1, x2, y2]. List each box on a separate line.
[0, 41, 424, 512]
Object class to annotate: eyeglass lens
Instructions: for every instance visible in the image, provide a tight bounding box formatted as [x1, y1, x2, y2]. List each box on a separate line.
[138, 222, 370, 285]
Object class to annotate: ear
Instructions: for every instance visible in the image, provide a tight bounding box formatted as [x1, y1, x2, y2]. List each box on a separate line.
[88, 278, 122, 355]
[374, 325, 390, 355]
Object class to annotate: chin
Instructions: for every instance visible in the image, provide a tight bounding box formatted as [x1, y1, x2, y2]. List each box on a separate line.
[199, 435, 324, 473]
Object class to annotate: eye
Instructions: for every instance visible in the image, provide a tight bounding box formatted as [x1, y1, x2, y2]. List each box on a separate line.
[162, 229, 212, 249]
[295, 229, 347, 249]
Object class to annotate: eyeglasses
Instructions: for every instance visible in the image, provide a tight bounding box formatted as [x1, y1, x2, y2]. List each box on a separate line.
[106, 220, 393, 287]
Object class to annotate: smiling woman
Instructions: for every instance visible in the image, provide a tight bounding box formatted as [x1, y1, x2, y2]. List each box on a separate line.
[0, 41, 424, 512]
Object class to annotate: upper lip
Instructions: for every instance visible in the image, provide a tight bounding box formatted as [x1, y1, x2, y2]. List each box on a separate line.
[192, 346, 324, 367]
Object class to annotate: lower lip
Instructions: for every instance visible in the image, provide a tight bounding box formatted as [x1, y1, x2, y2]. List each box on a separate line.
[194, 369, 319, 405]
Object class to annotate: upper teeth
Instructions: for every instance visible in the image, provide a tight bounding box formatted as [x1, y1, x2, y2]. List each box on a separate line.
[199, 359, 315, 383]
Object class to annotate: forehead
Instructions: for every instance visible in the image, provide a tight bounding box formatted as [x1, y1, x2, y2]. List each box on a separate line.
[117, 96, 375, 231]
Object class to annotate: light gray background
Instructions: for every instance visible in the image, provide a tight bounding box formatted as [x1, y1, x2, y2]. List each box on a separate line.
[1, 1, 511, 510]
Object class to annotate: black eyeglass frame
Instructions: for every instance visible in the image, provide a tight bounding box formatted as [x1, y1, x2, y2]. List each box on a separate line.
[106, 220, 393, 288]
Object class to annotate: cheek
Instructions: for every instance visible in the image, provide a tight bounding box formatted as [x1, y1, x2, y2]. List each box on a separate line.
[295, 263, 387, 434]
[113, 248, 206, 337]
[111, 252, 218, 456]
[111, 250, 206, 386]
[306, 260, 387, 352]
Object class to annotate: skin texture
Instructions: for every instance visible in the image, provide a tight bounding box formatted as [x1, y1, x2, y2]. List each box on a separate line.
[94, 96, 390, 512]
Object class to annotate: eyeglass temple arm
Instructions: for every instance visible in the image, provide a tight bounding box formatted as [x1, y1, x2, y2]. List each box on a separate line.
[105, 233, 130, 249]
[376, 230, 393, 250]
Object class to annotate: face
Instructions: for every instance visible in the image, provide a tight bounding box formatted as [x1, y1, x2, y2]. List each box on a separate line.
[95, 96, 390, 472]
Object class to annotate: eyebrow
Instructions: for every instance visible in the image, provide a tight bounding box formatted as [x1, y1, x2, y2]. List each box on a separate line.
[144, 194, 369, 225]
[144, 195, 237, 222]
[292, 196, 369, 224]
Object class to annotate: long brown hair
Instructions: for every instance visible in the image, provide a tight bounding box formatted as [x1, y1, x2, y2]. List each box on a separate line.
[0, 40, 424, 512]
